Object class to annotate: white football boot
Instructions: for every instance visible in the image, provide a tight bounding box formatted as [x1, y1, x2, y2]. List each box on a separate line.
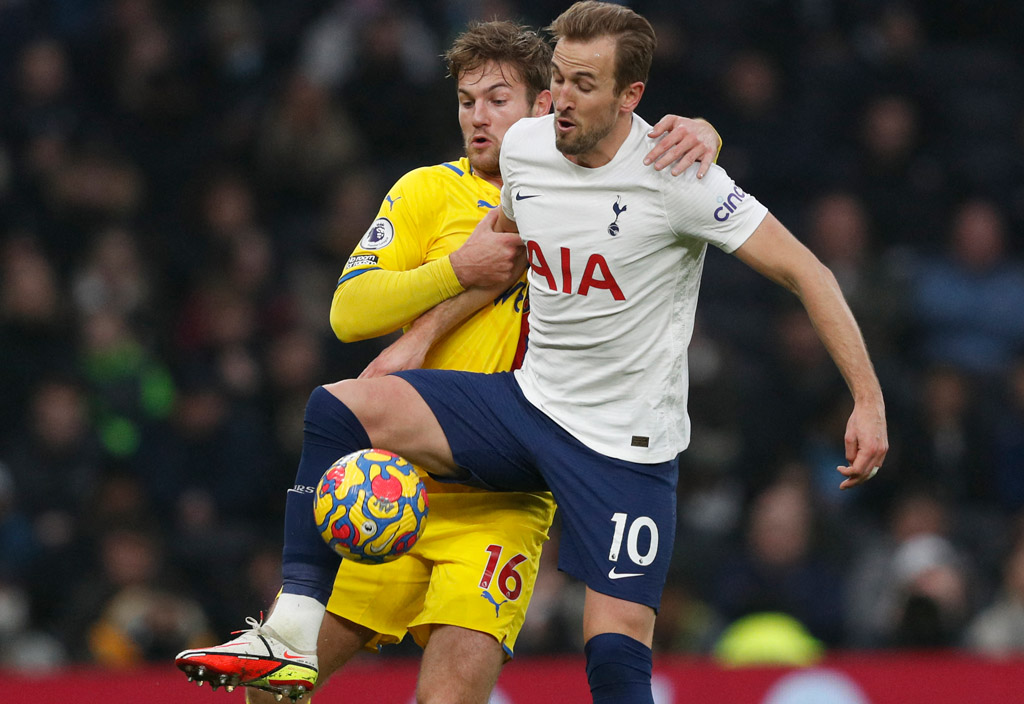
[175, 617, 317, 701]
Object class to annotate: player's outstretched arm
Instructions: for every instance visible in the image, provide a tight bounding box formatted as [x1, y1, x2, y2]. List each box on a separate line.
[359, 277, 522, 379]
[645, 116, 722, 177]
[732, 213, 889, 489]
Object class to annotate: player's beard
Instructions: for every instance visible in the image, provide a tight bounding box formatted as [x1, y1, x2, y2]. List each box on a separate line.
[465, 139, 501, 182]
[555, 102, 619, 156]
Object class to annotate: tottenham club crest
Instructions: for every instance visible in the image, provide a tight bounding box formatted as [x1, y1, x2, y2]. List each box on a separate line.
[360, 217, 395, 250]
[607, 196, 627, 236]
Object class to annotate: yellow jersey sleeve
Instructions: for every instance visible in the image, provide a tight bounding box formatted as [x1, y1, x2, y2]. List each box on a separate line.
[331, 168, 465, 342]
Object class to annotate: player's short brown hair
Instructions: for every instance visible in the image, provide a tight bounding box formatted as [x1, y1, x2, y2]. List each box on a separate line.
[444, 21, 552, 105]
[546, 1, 656, 94]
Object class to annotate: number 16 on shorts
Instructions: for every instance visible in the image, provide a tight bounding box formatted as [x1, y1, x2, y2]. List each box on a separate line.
[608, 513, 659, 578]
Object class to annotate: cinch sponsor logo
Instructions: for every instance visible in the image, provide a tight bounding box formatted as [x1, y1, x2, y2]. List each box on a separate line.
[713, 185, 748, 221]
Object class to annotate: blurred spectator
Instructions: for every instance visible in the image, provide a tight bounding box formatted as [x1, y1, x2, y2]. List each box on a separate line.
[0, 464, 35, 581]
[897, 365, 994, 506]
[889, 533, 972, 647]
[46, 143, 144, 268]
[71, 226, 153, 321]
[652, 580, 722, 655]
[712, 479, 846, 645]
[712, 49, 813, 219]
[907, 198, 1024, 377]
[137, 363, 275, 527]
[991, 357, 1024, 513]
[59, 524, 211, 664]
[739, 305, 845, 477]
[2, 377, 101, 544]
[0, 579, 66, 671]
[0, 237, 75, 441]
[840, 94, 948, 248]
[257, 72, 362, 206]
[965, 534, 1024, 655]
[844, 491, 977, 647]
[77, 309, 175, 459]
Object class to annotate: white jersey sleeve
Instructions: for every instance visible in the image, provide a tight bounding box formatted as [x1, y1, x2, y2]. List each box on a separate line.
[662, 164, 768, 253]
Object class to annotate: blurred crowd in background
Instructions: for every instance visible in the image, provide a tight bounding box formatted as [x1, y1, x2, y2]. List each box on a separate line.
[2, 0, 1024, 672]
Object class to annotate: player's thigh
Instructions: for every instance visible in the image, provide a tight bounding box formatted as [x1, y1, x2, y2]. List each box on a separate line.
[326, 550, 432, 651]
[583, 587, 656, 646]
[536, 432, 679, 620]
[324, 376, 455, 476]
[410, 492, 552, 655]
[416, 625, 505, 704]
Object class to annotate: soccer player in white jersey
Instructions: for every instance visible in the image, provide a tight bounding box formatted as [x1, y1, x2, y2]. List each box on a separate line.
[176, 16, 725, 704]
[183, 3, 887, 703]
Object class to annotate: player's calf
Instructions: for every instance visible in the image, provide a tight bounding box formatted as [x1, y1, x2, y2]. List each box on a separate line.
[584, 632, 654, 704]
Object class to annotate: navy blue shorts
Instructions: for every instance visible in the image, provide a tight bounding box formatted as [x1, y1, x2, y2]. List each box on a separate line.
[393, 369, 678, 609]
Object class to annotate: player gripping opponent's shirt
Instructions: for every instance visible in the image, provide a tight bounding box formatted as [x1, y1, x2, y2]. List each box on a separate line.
[328, 156, 554, 656]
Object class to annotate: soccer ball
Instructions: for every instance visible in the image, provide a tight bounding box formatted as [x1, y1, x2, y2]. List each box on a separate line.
[313, 449, 428, 564]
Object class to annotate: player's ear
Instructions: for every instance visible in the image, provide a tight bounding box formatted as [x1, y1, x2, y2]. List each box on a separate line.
[532, 89, 553, 117]
[619, 81, 644, 113]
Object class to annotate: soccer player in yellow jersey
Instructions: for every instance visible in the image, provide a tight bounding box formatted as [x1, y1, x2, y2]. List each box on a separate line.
[178, 20, 721, 703]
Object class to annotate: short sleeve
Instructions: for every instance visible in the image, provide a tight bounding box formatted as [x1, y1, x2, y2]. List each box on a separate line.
[662, 164, 768, 253]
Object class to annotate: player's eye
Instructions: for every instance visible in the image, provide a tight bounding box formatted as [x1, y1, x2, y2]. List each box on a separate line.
[493, 99, 507, 106]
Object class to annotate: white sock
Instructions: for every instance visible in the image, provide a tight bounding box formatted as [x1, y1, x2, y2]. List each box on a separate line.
[262, 593, 325, 653]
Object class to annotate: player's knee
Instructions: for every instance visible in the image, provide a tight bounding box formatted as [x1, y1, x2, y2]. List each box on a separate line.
[585, 632, 654, 704]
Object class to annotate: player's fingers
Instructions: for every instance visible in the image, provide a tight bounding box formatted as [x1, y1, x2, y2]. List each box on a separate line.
[658, 135, 698, 170]
[695, 153, 713, 179]
[668, 151, 697, 176]
[652, 138, 694, 173]
[837, 450, 885, 489]
[643, 137, 673, 166]
[646, 114, 676, 139]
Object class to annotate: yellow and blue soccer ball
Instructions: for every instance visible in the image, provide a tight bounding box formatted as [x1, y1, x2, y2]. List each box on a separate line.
[313, 449, 428, 564]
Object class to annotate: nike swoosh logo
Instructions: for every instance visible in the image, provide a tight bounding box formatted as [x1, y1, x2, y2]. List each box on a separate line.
[515, 192, 540, 200]
[281, 650, 307, 661]
[368, 526, 399, 553]
[608, 567, 644, 580]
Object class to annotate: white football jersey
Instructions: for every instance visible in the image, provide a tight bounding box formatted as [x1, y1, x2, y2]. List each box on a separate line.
[500, 113, 768, 463]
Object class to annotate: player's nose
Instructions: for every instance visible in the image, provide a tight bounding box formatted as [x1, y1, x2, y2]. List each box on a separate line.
[471, 101, 490, 125]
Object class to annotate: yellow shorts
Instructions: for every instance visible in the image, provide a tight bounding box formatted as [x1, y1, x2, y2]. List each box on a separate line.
[325, 488, 554, 657]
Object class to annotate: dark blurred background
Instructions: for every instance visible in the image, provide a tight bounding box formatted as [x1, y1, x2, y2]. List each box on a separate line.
[2, 0, 1024, 671]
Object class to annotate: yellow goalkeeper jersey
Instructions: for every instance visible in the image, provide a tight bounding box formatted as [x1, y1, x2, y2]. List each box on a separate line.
[331, 157, 533, 495]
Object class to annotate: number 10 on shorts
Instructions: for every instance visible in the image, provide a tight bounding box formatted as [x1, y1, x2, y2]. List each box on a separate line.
[609, 513, 659, 566]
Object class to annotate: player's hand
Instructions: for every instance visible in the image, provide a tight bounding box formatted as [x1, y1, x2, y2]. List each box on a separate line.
[450, 209, 525, 289]
[836, 398, 888, 490]
[645, 116, 722, 178]
[359, 332, 431, 378]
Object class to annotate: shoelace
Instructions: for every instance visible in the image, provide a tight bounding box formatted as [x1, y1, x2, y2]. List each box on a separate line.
[231, 612, 267, 636]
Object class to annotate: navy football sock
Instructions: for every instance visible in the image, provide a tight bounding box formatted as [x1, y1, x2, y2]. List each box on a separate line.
[584, 633, 654, 704]
[281, 386, 371, 603]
